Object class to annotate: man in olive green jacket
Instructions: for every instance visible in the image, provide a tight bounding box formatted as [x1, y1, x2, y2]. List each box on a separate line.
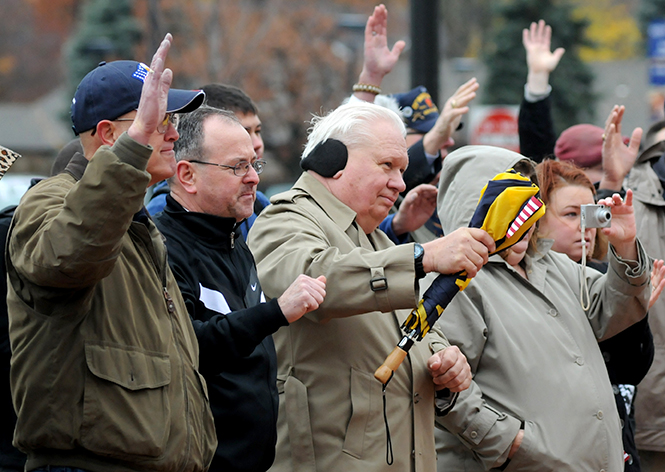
[6, 35, 216, 472]
[248, 102, 495, 472]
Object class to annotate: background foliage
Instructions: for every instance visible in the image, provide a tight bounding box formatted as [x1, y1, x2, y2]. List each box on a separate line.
[0, 0, 652, 181]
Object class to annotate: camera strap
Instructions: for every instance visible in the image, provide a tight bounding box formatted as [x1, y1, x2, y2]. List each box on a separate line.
[579, 221, 591, 311]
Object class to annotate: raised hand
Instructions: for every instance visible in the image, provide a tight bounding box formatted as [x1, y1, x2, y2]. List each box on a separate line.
[423, 78, 479, 155]
[598, 190, 637, 260]
[355, 4, 406, 100]
[600, 105, 642, 191]
[650, 259, 665, 310]
[391, 184, 438, 236]
[129, 33, 174, 146]
[523, 20, 565, 95]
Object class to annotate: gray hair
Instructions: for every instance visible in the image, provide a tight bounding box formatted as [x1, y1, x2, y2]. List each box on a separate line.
[174, 105, 240, 163]
[302, 102, 406, 159]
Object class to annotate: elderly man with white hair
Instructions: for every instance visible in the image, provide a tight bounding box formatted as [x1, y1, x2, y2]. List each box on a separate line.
[248, 102, 495, 472]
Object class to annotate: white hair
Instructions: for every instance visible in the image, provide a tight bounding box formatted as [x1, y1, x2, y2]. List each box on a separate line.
[302, 102, 406, 159]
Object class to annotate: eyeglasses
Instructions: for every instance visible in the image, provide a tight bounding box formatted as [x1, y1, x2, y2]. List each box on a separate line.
[188, 159, 266, 176]
[115, 113, 179, 134]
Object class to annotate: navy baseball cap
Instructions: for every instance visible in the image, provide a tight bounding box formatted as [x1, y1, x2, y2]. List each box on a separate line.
[71, 60, 205, 135]
[391, 86, 439, 133]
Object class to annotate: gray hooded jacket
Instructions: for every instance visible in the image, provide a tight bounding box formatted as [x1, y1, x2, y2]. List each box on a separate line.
[625, 141, 665, 451]
[434, 146, 650, 472]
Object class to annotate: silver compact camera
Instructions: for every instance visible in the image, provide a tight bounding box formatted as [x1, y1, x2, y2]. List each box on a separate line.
[581, 204, 612, 228]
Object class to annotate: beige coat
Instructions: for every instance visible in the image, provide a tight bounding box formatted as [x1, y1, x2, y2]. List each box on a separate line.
[434, 146, 650, 471]
[248, 172, 452, 472]
[626, 141, 665, 452]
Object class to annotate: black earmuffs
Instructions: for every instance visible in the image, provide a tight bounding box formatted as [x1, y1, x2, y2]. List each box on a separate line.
[300, 139, 348, 177]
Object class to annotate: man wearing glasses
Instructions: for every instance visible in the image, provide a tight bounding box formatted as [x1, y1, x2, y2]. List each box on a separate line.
[153, 106, 327, 472]
[6, 37, 217, 471]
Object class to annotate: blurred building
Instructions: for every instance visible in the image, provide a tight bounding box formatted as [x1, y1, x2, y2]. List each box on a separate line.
[0, 88, 72, 176]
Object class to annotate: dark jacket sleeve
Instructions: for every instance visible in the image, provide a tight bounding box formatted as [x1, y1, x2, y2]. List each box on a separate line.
[599, 315, 655, 386]
[165, 240, 288, 375]
[402, 139, 442, 194]
[10, 134, 151, 289]
[0, 204, 26, 469]
[518, 95, 557, 163]
[191, 299, 287, 375]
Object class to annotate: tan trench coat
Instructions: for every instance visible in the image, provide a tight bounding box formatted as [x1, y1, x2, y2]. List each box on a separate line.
[248, 172, 452, 472]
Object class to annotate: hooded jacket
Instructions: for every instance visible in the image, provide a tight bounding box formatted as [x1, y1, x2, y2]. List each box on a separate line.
[626, 141, 665, 452]
[6, 134, 216, 472]
[434, 145, 650, 472]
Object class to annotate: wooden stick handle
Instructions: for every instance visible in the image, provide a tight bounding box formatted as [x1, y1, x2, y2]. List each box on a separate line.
[374, 345, 408, 384]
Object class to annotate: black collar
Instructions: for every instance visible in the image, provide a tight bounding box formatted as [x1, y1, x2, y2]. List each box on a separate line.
[162, 194, 241, 248]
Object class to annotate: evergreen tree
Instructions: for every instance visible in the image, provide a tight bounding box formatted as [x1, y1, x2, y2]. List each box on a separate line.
[64, 0, 141, 115]
[483, 0, 595, 133]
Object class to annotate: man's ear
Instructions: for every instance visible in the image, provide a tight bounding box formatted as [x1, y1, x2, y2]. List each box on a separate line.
[96, 121, 118, 147]
[175, 161, 197, 194]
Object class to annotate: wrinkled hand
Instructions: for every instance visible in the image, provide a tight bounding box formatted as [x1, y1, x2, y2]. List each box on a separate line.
[522, 20, 564, 95]
[277, 275, 327, 323]
[422, 78, 479, 155]
[598, 190, 637, 260]
[391, 184, 437, 236]
[128, 33, 173, 146]
[421, 227, 495, 277]
[427, 345, 472, 392]
[356, 4, 405, 97]
[600, 105, 642, 191]
[650, 259, 665, 310]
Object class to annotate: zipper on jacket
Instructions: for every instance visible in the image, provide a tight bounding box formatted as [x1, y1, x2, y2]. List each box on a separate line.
[163, 286, 175, 314]
[158, 239, 194, 471]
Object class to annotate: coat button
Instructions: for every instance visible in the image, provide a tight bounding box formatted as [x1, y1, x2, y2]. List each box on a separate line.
[548, 308, 558, 317]
[470, 431, 478, 439]
[411, 450, 415, 459]
[600, 469, 606, 472]
[414, 392, 420, 404]
[597, 410, 604, 420]
[576, 357, 584, 365]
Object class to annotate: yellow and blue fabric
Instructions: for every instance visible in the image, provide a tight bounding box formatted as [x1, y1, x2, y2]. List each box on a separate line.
[401, 169, 545, 343]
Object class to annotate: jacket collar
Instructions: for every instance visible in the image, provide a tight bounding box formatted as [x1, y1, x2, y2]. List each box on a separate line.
[63, 152, 88, 181]
[636, 141, 665, 165]
[163, 194, 240, 248]
[289, 171, 358, 232]
[627, 143, 665, 206]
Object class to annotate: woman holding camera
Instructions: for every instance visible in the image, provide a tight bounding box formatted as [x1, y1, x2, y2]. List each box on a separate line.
[434, 146, 651, 472]
[535, 159, 663, 472]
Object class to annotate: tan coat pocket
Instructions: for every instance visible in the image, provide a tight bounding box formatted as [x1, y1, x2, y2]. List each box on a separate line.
[342, 368, 381, 459]
[284, 374, 316, 472]
[81, 342, 171, 459]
